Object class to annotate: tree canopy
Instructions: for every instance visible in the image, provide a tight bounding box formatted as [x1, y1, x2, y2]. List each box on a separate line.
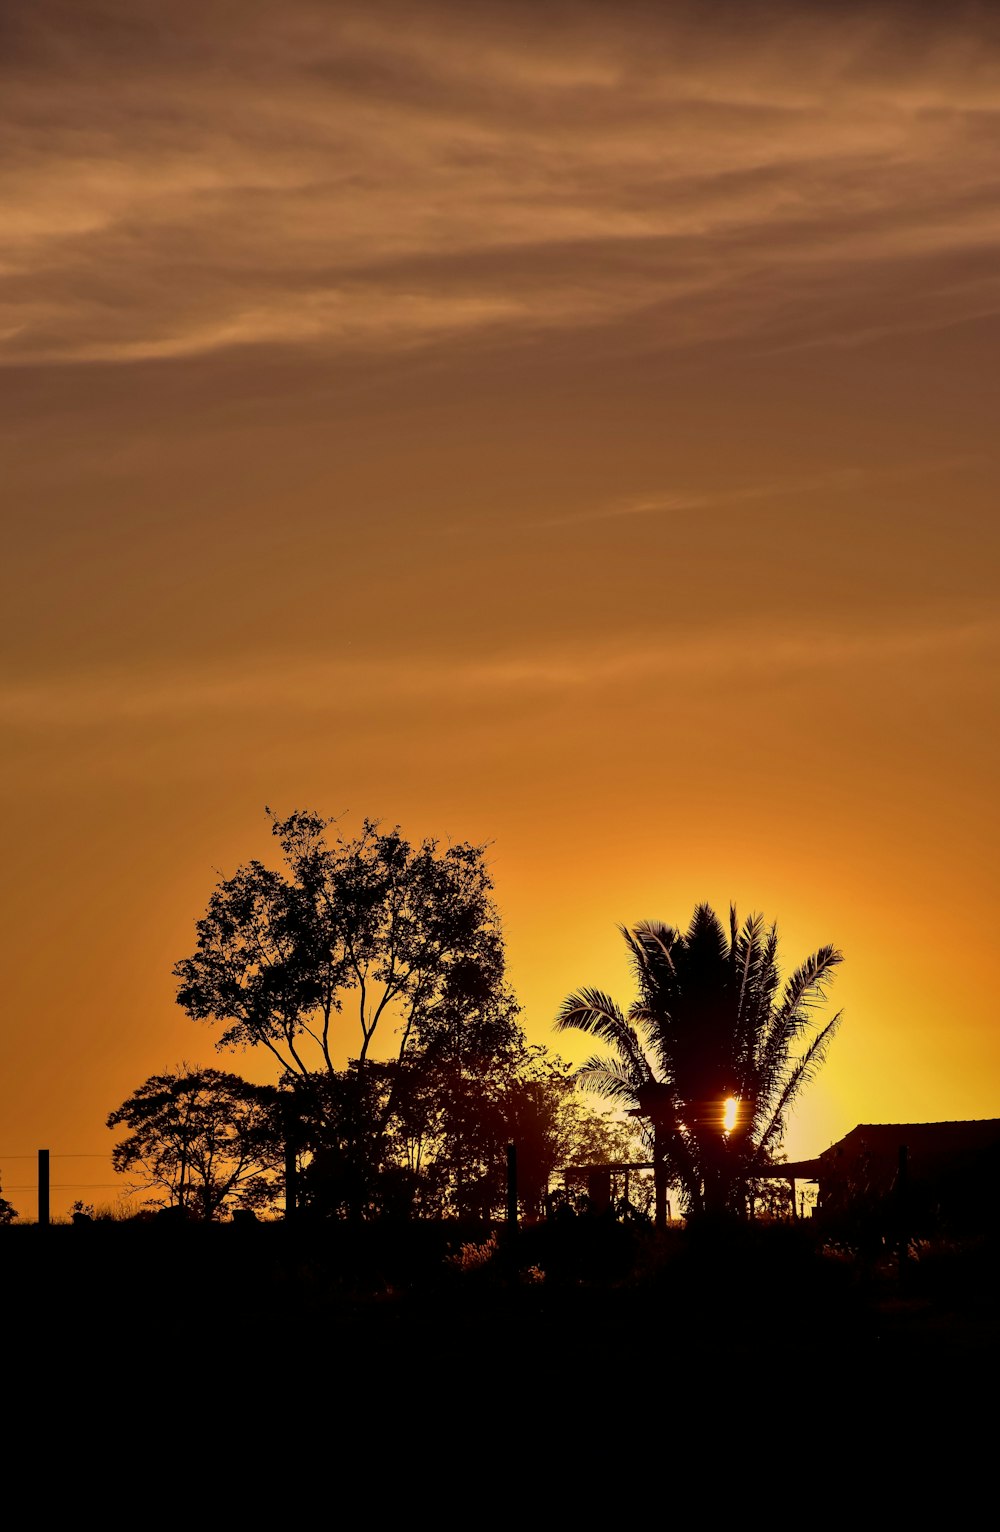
[0, 1179, 16, 1225]
[556, 904, 843, 1219]
[174, 810, 514, 1078]
[107, 1068, 283, 1219]
[173, 809, 598, 1218]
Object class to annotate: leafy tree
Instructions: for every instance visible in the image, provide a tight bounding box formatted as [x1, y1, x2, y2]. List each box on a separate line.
[107, 1068, 283, 1219]
[556, 904, 842, 1220]
[175, 810, 512, 1080]
[0, 1178, 17, 1225]
[174, 810, 525, 1216]
[499, 1057, 645, 1219]
[273, 1029, 640, 1222]
[284, 1037, 590, 1221]
[381, 1043, 645, 1221]
[280, 1064, 402, 1219]
[371, 1008, 531, 1219]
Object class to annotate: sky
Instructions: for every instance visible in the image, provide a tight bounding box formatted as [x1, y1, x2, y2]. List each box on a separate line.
[2, 0, 998, 1217]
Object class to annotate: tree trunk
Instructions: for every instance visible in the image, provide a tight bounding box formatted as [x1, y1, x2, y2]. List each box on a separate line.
[654, 1125, 667, 1228]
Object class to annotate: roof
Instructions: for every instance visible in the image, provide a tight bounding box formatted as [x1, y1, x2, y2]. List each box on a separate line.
[755, 1160, 822, 1179]
[752, 1121, 1000, 1181]
[840, 1119, 1000, 1131]
[820, 1119, 1000, 1161]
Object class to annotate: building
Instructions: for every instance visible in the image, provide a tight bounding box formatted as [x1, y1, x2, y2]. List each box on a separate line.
[773, 1118, 1000, 1227]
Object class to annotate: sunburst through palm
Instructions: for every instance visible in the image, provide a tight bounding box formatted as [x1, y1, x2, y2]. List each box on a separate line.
[556, 905, 843, 1219]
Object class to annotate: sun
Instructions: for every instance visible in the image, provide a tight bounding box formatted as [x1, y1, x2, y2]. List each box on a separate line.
[723, 1097, 739, 1135]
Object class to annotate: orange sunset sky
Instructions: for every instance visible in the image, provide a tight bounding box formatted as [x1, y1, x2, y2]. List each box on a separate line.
[2, 0, 998, 1218]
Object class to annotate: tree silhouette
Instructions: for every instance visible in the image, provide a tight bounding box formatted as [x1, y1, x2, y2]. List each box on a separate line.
[175, 810, 514, 1079]
[107, 1068, 283, 1218]
[556, 905, 842, 1219]
[0, 1178, 16, 1225]
[382, 1043, 643, 1219]
[174, 810, 524, 1215]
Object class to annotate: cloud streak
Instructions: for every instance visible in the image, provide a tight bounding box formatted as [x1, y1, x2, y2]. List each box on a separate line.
[4, 2, 1000, 365]
[4, 612, 995, 730]
[532, 455, 984, 527]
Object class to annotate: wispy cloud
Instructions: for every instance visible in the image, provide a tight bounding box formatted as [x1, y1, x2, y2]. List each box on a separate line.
[4, 613, 995, 729]
[4, 3, 1000, 365]
[532, 455, 984, 528]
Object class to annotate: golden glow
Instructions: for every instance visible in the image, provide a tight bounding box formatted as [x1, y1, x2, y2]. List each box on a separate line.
[723, 1098, 739, 1135]
[1, 3, 998, 1220]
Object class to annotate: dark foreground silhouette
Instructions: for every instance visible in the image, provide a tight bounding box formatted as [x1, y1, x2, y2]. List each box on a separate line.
[6, 1216, 997, 1515]
[6, 1217, 998, 1396]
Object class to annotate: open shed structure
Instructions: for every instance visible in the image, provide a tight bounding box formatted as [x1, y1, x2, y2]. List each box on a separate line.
[556, 1119, 1000, 1228]
[556, 1161, 656, 1218]
[764, 1118, 1000, 1227]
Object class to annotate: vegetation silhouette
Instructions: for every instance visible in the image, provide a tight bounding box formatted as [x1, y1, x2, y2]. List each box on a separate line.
[107, 1068, 283, 1219]
[160, 809, 639, 1218]
[175, 809, 517, 1074]
[10, 828, 1000, 1482]
[556, 904, 843, 1218]
[172, 810, 523, 1215]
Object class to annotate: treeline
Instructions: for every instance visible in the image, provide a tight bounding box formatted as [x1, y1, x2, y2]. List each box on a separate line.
[106, 1054, 641, 1222]
[92, 806, 847, 1226]
[105, 810, 642, 1221]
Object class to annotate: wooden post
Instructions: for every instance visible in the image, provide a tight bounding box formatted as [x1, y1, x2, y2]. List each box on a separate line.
[587, 1168, 612, 1215]
[654, 1126, 667, 1229]
[37, 1149, 49, 1226]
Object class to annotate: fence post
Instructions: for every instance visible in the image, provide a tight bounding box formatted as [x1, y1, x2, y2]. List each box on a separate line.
[38, 1149, 49, 1226]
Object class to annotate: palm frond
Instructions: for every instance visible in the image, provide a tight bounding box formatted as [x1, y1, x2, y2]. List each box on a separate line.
[754, 944, 843, 1099]
[753, 1010, 844, 1162]
[730, 909, 768, 1069]
[774, 946, 843, 1031]
[685, 903, 729, 958]
[555, 987, 652, 1086]
[555, 987, 628, 1039]
[575, 1054, 650, 1104]
[629, 920, 680, 964]
[629, 1002, 678, 1084]
[622, 921, 679, 1008]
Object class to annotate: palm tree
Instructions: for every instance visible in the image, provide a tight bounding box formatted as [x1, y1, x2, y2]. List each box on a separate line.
[555, 905, 842, 1221]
